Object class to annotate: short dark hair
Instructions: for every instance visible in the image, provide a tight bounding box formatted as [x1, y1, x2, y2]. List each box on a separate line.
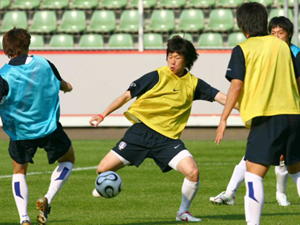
[236, 2, 268, 37]
[268, 16, 294, 42]
[3, 27, 31, 59]
[166, 35, 198, 70]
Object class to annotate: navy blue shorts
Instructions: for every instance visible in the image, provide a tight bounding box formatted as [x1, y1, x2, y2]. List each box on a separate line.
[9, 122, 71, 164]
[245, 115, 300, 166]
[112, 123, 186, 172]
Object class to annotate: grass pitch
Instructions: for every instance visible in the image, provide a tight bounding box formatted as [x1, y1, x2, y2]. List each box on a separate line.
[0, 139, 299, 225]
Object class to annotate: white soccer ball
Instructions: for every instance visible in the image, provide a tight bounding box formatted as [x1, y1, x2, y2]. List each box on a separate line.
[95, 171, 123, 198]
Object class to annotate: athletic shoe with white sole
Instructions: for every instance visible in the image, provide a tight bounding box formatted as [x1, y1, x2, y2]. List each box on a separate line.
[21, 220, 31, 225]
[276, 192, 291, 206]
[36, 197, 51, 225]
[176, 211, 202, 222]
[209, 191, 235, 205]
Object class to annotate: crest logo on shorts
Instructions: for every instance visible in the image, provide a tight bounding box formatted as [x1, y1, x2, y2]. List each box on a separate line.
[118, 141, 127, 150]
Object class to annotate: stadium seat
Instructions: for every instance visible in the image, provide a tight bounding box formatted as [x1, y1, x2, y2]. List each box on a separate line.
[248, 0, 274, 7]
[198, 33, 223, 47]
[1, 11, 28, 33]
[49, 34, 74, 48]
[30, 11, 57, 33]
[227, 32, 246, 47]
[148, 10, 175, 32]
[100, 0, 127, 9]
[206, 9, 234, 32]
[11, 0, 40, 9]
[108, 33, 134, 48]
[88, 10, 116, 33]
[59, 10, 86, 33]
[278, 0, 300, 7]
[216, 0, 244, 8]
[187, 0, 216, 8]
[70, 0, 99, 9]
[158, 0, 186, 8]
[40, 0, 69, 9]
[170, 33, 193, 43]
[118, 10, 140, 33]
[144, 33, 163, 48]
[129, 0, 157, 8]
[79, 34, 104, 48]
[268, 9, 293, 21]
[177, 9, 204, 32]
[29, 35, 45, 48]
[0, 0, 11, 9]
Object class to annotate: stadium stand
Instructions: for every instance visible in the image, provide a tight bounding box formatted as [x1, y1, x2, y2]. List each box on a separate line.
[49, 34, 74, 47]
[144, 33, 164, 48]
[278, 0, 299, 7]
[0, 35, 3, 50]
[227, 32, 246, 47]
[1, 11, 28, 33]
[108, 33, 134, 48]
[118, 10, 140, 32]
[88, 10, 116, 33]
[70, 0, 99, 9]
[177, 9, 205, 32]
[170, 33, 194, 43]
[216, 0, 244, 8]
[100, 0, 128, 9]
[30, 11, 58, 33]
[248, 0, 274, 7]
[187, 0, 216, 8]
[29, 34, 45, 48]
[268, 8, 294, 21]
[0, 0, 11, 9]
[40, 0, 69, 9]
[11, 0, 40, 9]
[59, 10, 86, 33]
[148, 10, 175, 32]
[206, 9, 234, 32]
[158, 0, 187, 8]
[129, 0, 157, 8]
[79, 34, 104, 47]
[198, 33, 224, 47]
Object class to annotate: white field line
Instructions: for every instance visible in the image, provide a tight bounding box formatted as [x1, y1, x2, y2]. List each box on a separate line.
[0, 162, 235, 179]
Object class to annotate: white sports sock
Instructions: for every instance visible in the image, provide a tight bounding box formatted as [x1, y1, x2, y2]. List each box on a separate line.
[226, 157, 246, 197]
[244, 172, 264, 225]
[275, 165, 288, 194]
[178, 178, 200, 214]
[12, 174, 30, 223]
[45, 162, 73, 204]
[289, 171, 300, 197]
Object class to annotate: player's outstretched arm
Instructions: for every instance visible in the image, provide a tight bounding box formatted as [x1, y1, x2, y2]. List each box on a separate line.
[214, 92, 239, 110]
[215, 79, 243, 145]
[89, 90, 132, 127]
[60, 79, 73, 93]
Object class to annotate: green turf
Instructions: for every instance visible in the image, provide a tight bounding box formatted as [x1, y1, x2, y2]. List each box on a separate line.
[0, 140, 299, 225]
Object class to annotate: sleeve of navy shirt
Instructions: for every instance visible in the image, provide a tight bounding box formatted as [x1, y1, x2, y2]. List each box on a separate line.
[47, 60, 62, 81]
[291, 51, 300, 79]
[128, 70, 159, 98]
[194, 78, 219, 101]
[0, 76, 9, 103]
[225, 45, 246, 82]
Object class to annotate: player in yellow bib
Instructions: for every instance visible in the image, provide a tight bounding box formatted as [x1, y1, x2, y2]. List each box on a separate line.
[90, 36, 236, 222]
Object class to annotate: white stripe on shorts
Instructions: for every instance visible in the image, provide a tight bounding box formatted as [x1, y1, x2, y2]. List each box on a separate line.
[168, 150, 193, 171]
[111, 150, 131, 166]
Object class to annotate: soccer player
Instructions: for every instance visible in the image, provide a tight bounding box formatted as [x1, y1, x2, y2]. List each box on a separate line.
[215, 3, 300, 225]
[0, 28, 75, 225]
[210, 16, 300, 207]
[90, 35, 236, 222]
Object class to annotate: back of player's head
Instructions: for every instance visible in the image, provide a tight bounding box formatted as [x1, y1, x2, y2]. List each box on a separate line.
[237, 2, 268, 37]
[167, 35, 198, 71]
[3, 27, 31, 59]
[268, 16, 294, 42]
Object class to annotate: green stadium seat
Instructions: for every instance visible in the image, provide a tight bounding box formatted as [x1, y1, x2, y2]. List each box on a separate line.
[158, 0, 186, 8]
[278, 0, 300, 6]
[0, 0, 11, 9]
[108, 33, 134, 48]
[79, 34, 104, 48]
[144, 33, 163, 48]
[227, 32, 246, 47]
[129, 0, 157, 8]
[88, 10, 116, 33]
[170, 33, 193, 43]
[100, 0, 127, 9]
[49, 34, 74, 48]
[177, 9, 204, 32]
[216, 0, 244, 8]
[207, 9, 234, 32]
[1, 11, 28, 33]
[40, 0, 69, 9]
[148, 10, 175, 32]
[30, 11, 57, 33]
[70, 0, 99, 9]
[187, 0, 216, 8]
[119, 10, 140, 33]
[198, 33, 223, 47]
[29, 35, 44, 48]
[248, 0, 274, 7]
[59, 10, 86, 33]
[268, 9, 293, 22]
[12, 0, 40, 9]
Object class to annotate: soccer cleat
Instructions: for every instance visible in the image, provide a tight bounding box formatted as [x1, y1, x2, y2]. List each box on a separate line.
[36, 197, 51, 225]
[209, 191, 235, 205]
[21, 220, 31, 225]
[176, 211, 202, 222]
[276, 192, 291, 206]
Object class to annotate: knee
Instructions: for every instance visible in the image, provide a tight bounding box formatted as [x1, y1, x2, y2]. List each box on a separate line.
[185, 167, 199, 182]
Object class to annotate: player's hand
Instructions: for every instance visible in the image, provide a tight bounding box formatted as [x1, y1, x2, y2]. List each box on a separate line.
[64, 82, 73, 93]
[89, 115, 104, 127]
[215, 120, 227, 145]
